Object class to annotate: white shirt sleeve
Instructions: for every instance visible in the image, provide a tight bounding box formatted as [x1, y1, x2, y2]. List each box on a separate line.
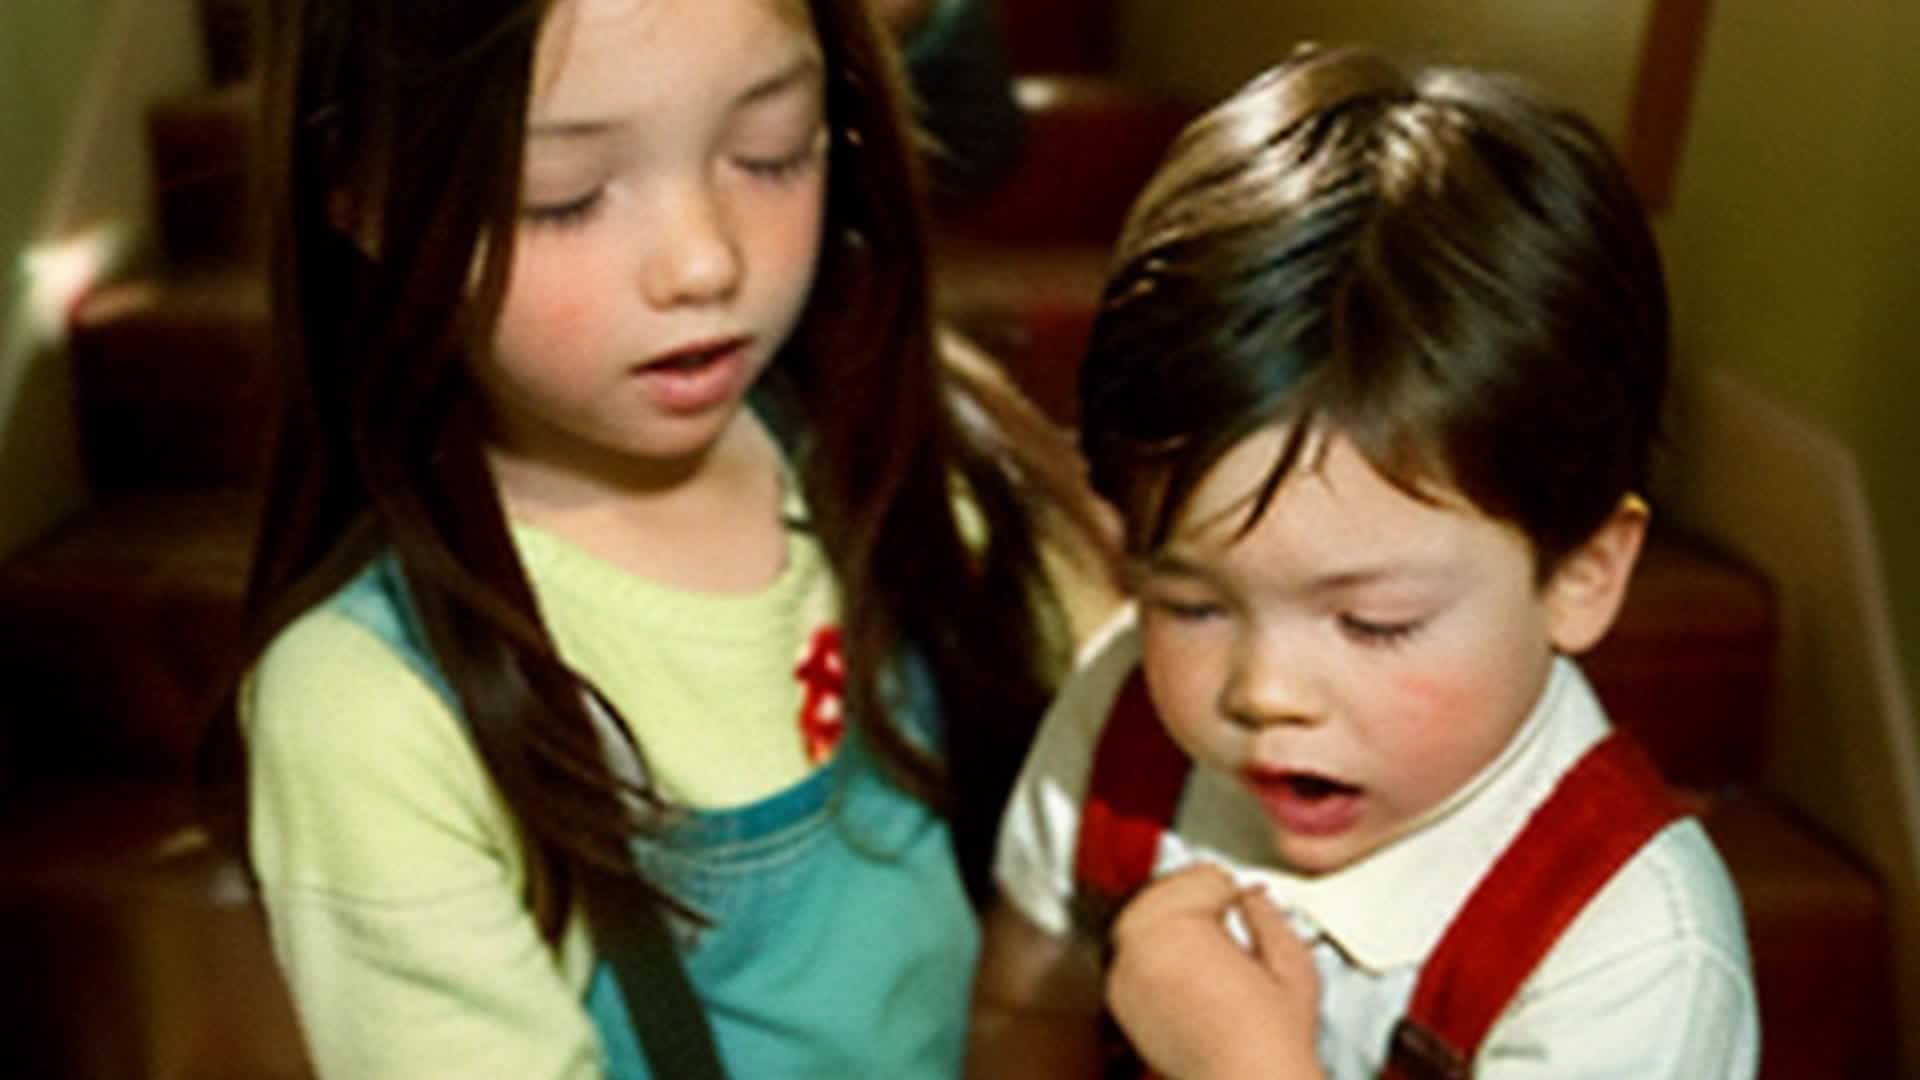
[992, 608, 1144, 938]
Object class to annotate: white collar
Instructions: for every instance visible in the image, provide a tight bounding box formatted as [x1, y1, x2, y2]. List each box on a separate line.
[1168, 657, 1611, 973]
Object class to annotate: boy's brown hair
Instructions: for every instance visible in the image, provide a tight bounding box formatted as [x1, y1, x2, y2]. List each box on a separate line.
[1080, 44, 1669, 575]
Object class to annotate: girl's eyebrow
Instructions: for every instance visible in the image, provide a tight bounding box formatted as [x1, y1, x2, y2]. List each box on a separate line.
[736, 53, 824, 110]
[528, 54, 824, 141]
[1133, 551, 1209, 580]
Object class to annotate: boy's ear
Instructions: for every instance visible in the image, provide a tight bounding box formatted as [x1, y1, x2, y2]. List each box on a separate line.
[1544, 495, 1650, 655]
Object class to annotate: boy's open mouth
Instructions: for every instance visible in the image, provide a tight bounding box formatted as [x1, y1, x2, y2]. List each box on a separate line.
[1245, 767, 1366, 838]
[1282, 773, 1358, 800]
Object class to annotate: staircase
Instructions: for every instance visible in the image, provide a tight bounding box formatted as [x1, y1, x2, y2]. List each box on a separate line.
[0, 1, 1898, 1076]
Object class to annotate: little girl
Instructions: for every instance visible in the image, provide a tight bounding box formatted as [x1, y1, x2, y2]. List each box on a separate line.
[215, 0, 1111, 1075]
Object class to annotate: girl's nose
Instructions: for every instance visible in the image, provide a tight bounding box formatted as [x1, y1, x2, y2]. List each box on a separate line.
[644, 180, 743, 308]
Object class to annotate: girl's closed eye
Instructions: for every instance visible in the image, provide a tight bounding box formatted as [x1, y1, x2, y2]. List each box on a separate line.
[523, 187, 605, 230]
[734, 123, 828, 184]
[1140, 582, 1227, 623]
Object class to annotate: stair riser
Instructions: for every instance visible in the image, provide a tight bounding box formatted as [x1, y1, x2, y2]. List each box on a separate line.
[149, 89, 255, 267]
[1583, 648, 1771, 788]
[992, 0, 1117, 74]
[0, 880, 309, 1079]
[1, 590, 242, 781]
[70, 278, 272, 494]
[944, 76, 1194, 250]
[1702, 796, 1898, 1079]
[0, 496, 253, 780]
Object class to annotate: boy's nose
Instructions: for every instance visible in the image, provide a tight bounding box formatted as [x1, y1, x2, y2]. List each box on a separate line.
[1219, 636, 1321, 729]
[644, 181, 743, 308]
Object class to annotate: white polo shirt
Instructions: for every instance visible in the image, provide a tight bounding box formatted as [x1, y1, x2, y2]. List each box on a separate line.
[994, 607, 1759, 1078]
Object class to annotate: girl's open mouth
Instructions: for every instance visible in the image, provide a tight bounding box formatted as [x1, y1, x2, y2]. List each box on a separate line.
[633, 337, 753, 413]
[645, 341, 736, 372]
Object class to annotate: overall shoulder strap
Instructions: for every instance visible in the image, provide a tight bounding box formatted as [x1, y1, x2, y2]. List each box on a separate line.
[1073, 668, 1193, 911]
[1071, 667, 1192, 1080]
[1384, 730, 1685, 1080]
[329, 552, 727, 1079]
[582, 873, 728, 1079]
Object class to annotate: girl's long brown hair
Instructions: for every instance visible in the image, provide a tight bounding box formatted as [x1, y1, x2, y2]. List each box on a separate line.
[204, 0, 1105, 931]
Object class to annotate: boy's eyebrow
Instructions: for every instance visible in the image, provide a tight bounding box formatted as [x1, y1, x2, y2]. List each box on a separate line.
[1136, 549, 1445, 590]
[528, 54, 824, 140]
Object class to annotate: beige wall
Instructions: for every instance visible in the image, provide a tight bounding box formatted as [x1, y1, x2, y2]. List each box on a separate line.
[1659, 0, 1920, 736]
[0, 0, 118, 557]
[0, 0, 119, 278]
[1658, 6, 1920, 1061]
[0, 0, 204, 557]
[1117, 0, 1651, 141]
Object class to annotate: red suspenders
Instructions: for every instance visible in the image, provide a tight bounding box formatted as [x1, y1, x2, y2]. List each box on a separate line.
[1072, 668, 1684, 1078]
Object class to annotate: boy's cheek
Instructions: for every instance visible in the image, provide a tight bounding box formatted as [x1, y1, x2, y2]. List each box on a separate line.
[1389, 672, 1475, 721]
[1381, 671, 1494, 762]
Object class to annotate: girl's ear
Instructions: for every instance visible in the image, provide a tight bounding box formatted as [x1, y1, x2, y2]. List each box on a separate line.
[1544, 494, 1650, 655]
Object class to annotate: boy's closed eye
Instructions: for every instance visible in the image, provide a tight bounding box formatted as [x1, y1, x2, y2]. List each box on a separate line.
[1336, 612, 1426, 647]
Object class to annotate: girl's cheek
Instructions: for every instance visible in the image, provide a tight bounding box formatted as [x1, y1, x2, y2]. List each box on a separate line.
[498, 253, 605, 357]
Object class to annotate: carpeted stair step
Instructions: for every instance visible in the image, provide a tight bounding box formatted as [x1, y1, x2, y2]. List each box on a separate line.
[1585, 532, 1775, 789]
[149, 82, 255, 268]
[69, 268, 270, 494]
[938, 74, 1196, 251]
[0, 780, 310, 1079]
[1702, 792, 1897, 1078]
[0, 493, 255, 783]
[936, 242, 1110, 424]
[992, 0, 1120, 75]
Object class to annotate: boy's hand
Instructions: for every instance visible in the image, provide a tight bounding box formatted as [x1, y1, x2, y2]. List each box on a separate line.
[1105, 864, 1325, 1079]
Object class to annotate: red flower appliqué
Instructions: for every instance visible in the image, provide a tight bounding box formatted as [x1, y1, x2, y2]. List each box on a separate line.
[794, 625, 846, 764]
